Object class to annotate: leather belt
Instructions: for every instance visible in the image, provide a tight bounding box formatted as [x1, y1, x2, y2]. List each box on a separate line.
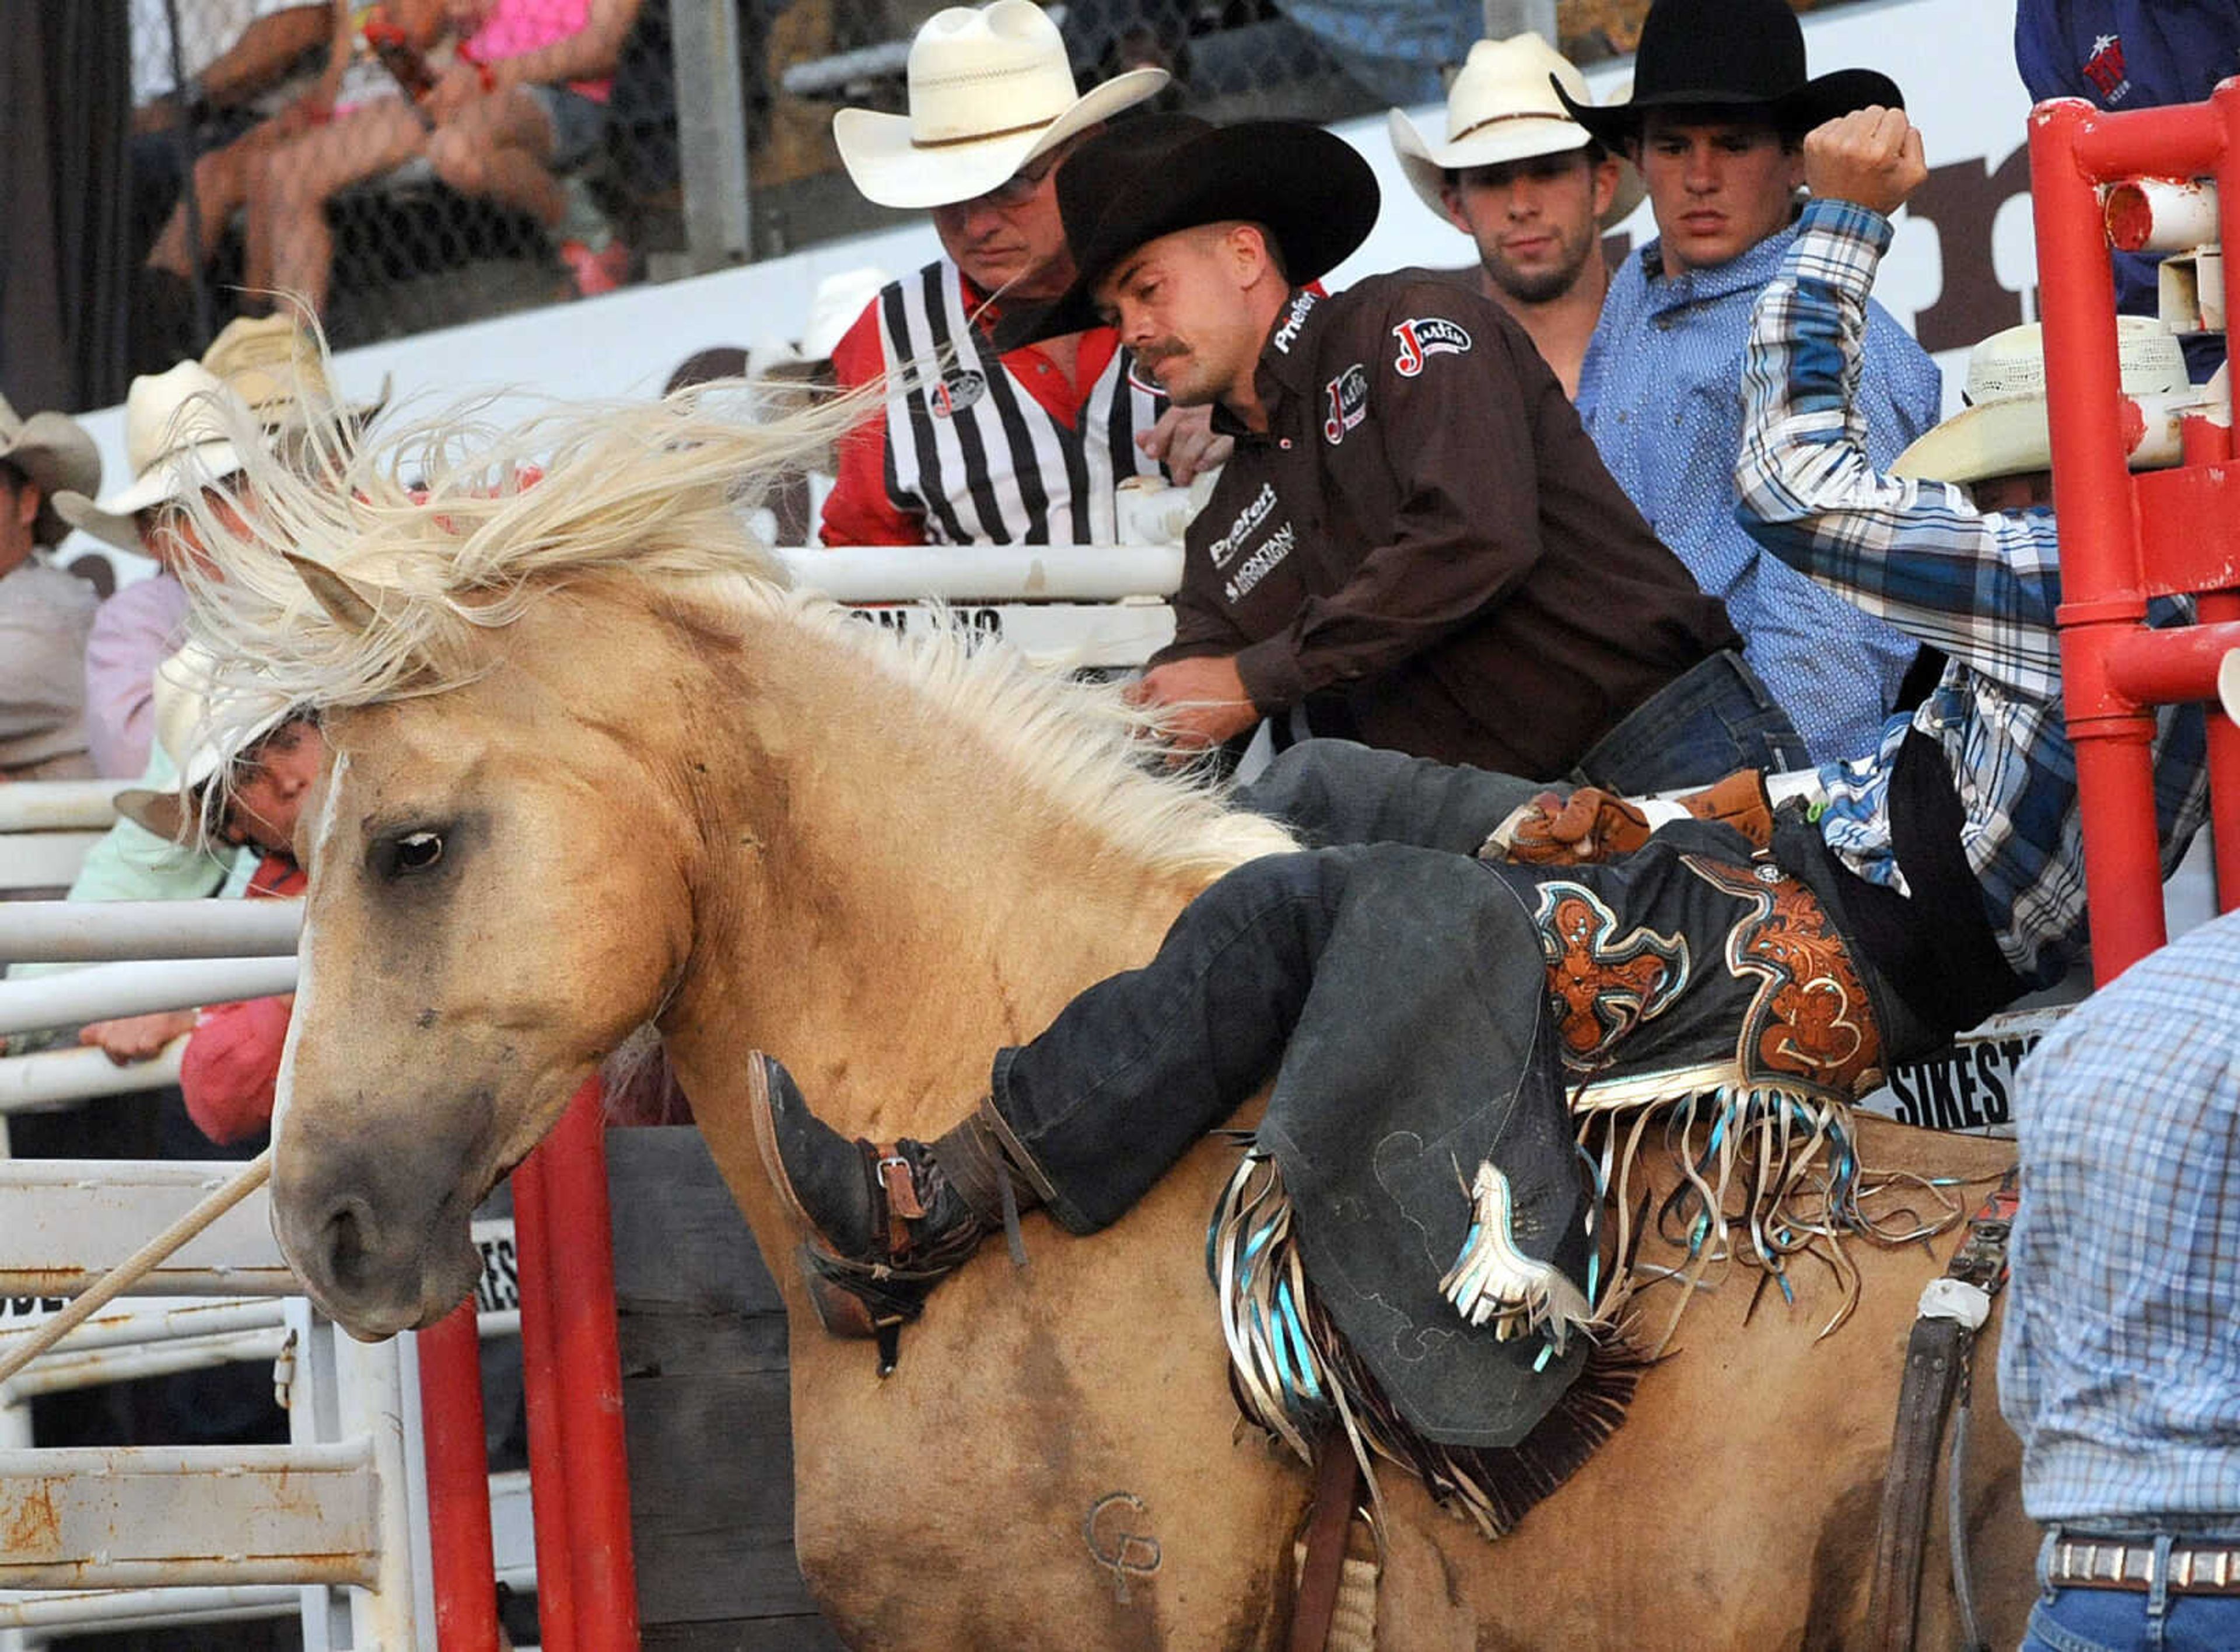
[2048, 1537, 2240, 1594]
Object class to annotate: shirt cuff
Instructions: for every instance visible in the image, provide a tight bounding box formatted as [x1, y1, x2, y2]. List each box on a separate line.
[1231, 636, 1306, 713]
[1791, 197, 1895, 286]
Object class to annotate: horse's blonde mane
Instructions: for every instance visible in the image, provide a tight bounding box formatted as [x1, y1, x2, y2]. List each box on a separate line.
[181, 358, 1292, 881]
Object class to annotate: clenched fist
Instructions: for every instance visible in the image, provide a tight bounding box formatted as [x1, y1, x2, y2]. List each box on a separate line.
[1804, 106, 1927, 219]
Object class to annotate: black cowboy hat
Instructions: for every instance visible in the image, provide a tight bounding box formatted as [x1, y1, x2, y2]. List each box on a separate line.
[1552, 0, 1902, 149]
[1000, 114, 1378, 349]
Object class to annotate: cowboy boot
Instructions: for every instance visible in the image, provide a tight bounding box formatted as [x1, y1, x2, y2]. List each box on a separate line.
[748, 1054, 1048, 1348]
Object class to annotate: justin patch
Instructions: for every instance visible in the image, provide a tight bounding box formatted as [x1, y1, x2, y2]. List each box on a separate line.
[1390, 317, 1472, 378]
[929, 369, 988, 418]
[1322, 364, 1369, 445]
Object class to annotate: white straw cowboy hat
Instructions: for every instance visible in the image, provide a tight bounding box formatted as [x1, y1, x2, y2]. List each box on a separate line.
[0, 394, 102, 550]
[1891, 317, 2193, 485]
[53, 362, 257, 553]
[834, 1, 1169, 211]
[1388, 34, 1644, 229]
[114, 644, 295, 844]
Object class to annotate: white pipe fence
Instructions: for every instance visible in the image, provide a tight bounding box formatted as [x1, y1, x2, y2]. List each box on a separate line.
[0, 785, 130, 836]
[0, 1041, 187, 1114]
[779, 542, 1183, 602]
[0, 958, 298, 1040]
[0, 901, 302, 963]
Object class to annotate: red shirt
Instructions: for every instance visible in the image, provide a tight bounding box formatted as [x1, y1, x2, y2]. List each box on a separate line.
[178, 854, 306, 1146]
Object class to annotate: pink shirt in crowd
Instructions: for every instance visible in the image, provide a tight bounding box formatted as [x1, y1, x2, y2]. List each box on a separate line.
[83, 573, 190, 779]
[465, 0, 612, 101]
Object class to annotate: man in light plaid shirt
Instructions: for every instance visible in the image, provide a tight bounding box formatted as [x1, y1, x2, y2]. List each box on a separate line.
[1730, 105, 2210, 1019]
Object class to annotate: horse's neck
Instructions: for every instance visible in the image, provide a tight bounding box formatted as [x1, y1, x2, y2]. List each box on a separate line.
[657, 607, 1205, 1138]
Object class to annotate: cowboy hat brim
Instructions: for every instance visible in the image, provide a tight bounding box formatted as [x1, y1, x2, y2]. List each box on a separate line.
[1388, 106, 1646, 230]
[1552, 66, 1903, 150]
[113, 786, 195, 846]
[0, 412, 103, 548]
[53, 435, 246, 552]
[1001, 120, 1379, 349]
[836, 65, 1168, 211]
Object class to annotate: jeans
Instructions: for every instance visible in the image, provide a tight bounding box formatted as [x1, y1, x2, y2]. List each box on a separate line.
[1573, 648, 1811, 794]
[2024, 1531, 2240, 1652]
[1234, 738, 1541, 853]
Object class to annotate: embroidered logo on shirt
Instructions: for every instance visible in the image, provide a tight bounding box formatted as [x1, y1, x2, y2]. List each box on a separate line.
[1223, 521, 1294, 605]
[1206, 481, 1278, 571]
[1322, 365, 1369, 445]
[2082, 32, 2131, 103]
[1390, 317, 1472, 377]
[1272, 290, 1319, 354]
[929, 369, 988, 418]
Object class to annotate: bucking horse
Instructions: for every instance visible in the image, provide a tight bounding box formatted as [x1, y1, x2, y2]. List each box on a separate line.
[181, 384, 2032, 1647]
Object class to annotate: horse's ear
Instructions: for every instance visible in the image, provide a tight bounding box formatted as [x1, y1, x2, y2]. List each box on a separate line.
[284, 551, 387, 635]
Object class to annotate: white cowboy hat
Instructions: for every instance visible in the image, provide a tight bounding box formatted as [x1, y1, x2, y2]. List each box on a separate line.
[113, 643, 296, 844]
[0, 394, 102, 549]
[800, 265, 894, 361]
[1387, 34, 1644, 230]
[1891, 317, 2194, 485]
[53, 362, 257, 552]
[834, 1, 1168, 211]
[2221, 648, 2240, 728]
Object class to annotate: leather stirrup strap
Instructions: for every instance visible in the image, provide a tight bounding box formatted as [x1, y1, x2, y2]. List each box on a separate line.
[1863, 1178, 2015, 1652]
[1290, 1428, 1361, 1652]
[1863, 1313, 1968, 1652]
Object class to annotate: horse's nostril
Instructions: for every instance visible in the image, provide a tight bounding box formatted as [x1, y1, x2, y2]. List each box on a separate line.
[324, 1198, 374, 1292]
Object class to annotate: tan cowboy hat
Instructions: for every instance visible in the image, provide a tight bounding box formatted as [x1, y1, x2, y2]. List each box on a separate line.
[113, 643, 295, 844]
[0, 394, 102, 549]
[1891, 318, 2194, 485]
[52, 362, 256, 552]
[203, 313, 391, 442]
[1388, 34, 1644, 229]
[834, 1, 1169, 211]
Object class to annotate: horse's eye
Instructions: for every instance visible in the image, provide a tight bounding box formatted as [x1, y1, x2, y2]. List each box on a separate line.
[394, 831, 443, 872]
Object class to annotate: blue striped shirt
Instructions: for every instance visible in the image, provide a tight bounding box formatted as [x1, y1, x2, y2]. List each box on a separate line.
[2000, 909, 2240, 1526]
[1737, 198, 2210, 989]
[1579, 223, 1941, 763]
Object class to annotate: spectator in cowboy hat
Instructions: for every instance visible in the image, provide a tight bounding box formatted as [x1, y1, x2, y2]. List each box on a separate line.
[1008, 113, 1801, 789]
[820, 0, 1229, 549]
[63, 316, 362, 780]
[72, 648, 320, 1076]
[1388, 33, 1644, 397]
[0, 396, 103, 781]
[1550, 0, 1942, 772]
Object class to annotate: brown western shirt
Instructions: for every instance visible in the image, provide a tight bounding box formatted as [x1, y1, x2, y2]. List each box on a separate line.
[1152, 272, 1741, 778]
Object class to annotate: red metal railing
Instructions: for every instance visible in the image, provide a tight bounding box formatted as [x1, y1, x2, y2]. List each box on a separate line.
[420, 1077, 639, 1650]
[2032, 85, 2240, 979]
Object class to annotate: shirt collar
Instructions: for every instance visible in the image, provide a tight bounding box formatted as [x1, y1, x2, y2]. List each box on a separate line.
[1632, 221, 1800, 313]
[1214, 286, 1325, 436]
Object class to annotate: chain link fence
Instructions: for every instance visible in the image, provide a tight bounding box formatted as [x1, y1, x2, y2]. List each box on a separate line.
[125, 0, 1885, 360]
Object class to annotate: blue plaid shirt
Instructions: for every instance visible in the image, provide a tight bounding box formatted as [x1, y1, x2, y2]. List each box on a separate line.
[1736, 198, 2210, 989]
[1578, 224, 1941, 764]
[2000, 908, 2240, 1527]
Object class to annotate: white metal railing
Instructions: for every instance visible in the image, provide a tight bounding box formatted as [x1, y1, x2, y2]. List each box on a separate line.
[0, 901, 301, 964]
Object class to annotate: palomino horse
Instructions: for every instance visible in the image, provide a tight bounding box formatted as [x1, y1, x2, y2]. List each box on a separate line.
[187, 391, 2032, 1647]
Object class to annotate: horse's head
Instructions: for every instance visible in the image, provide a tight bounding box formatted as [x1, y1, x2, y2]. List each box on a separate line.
[273, 596, 702, 1335]
[175, 386, 847, 1336]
